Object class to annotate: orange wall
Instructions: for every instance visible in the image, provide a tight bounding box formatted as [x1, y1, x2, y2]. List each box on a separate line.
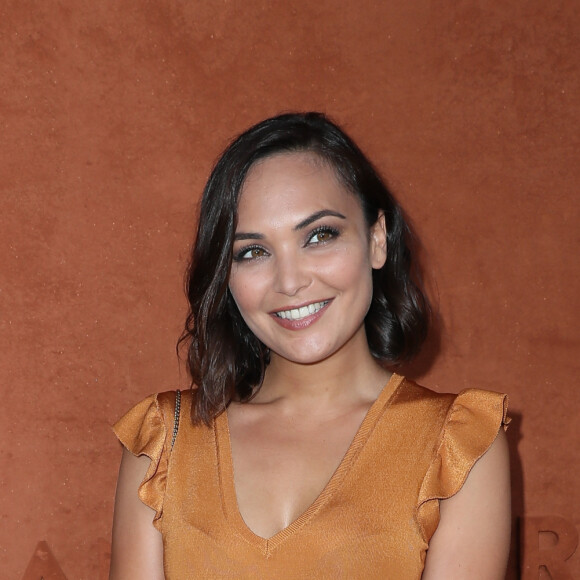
[1, 2, 578, 578]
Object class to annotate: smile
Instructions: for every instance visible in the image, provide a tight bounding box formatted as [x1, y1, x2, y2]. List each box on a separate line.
[274, 300, 330, 321]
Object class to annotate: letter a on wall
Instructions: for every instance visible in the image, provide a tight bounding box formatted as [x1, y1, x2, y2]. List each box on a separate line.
[21, 541, 68, 580]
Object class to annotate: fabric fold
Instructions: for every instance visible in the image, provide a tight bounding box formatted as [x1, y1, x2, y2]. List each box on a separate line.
[416, 388, 509, 542]
[113, 394, 168, 528]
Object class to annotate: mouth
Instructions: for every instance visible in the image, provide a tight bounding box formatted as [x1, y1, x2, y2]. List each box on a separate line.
[273, 300, 330, 321]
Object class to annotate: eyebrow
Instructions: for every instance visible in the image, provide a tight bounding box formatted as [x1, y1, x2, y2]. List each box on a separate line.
[233, 232, 264, 241]
[294, 209, 346, 230]
[233, 209, 346, 241]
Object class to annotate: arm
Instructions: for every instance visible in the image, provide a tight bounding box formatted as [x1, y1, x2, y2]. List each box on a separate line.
[110, 448, 165, 580]
[422, 428, 511, 580]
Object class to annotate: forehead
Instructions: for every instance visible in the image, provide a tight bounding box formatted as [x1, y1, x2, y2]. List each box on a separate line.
[237, 152, 361, 224]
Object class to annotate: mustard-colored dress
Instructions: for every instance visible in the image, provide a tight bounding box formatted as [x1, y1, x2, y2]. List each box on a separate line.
[113, 373, 509, 579]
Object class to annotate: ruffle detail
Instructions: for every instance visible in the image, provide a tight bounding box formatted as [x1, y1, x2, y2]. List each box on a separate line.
[416, 388, 509, 543]
[113, 394, 169, 529]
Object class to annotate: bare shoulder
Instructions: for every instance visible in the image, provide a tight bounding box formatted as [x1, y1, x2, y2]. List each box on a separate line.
[110, 448, 165, 580]
[422, 429, 511, 580]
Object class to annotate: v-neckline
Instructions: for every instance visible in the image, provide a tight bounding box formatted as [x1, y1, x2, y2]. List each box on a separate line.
[214, 373, 405, 554]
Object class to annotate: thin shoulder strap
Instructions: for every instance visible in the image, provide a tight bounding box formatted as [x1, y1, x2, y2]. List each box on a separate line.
[171, 389, 181, 449]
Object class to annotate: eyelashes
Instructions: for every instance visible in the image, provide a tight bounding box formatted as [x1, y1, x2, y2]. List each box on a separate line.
[232, 225, 341, 262]
[233, 244, 269, 262]
[308, 225, 340, 244]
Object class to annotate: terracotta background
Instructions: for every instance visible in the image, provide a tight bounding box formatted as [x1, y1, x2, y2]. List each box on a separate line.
[1, 1, 578, 578]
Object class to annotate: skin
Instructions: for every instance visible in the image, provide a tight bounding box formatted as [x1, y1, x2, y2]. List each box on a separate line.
[110, 152, 510, 579]
[110, 450, 164, 579]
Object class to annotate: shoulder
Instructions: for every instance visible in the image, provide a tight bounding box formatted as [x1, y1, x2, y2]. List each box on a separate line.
[403, 379, 511, 578]
[113, 389, 195, 446]
[110, 389, 192, 579]
[422, 428, 510, 578]
[395, 378, 509, 434]
[398, 377, 508, 408]
[400, 377, 510, 530]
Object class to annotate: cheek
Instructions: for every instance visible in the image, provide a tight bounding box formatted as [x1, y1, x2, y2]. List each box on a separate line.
[228, 280, 261, 338]
[323, 248, 375, 316]
[319, 245, 374, 287]
[228, 278, 251, 315]
[228, 266, 269, 315]
[228, 265, 246, 304]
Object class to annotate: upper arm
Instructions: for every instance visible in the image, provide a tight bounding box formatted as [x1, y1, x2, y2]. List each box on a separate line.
[110, 447, 165, 580]
[422, 428, 511, 580]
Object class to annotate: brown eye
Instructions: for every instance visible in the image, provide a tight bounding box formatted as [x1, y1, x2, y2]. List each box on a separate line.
[234, 245, 269, 261]
[250, 248, 264, 258]
[308, 226, 339, 245]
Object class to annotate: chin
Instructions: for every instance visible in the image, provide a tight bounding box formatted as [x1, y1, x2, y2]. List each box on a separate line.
[272, 345, 339, 366]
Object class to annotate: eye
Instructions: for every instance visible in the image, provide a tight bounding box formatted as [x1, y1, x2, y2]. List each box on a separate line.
[233, 245, 269, 262]
[307, 226, 339, 245]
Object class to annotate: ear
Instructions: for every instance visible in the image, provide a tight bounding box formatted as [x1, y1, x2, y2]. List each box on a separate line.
[369, 211, 387, 269]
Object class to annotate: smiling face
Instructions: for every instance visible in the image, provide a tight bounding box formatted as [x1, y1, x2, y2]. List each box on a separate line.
[228, 152, 387, 367]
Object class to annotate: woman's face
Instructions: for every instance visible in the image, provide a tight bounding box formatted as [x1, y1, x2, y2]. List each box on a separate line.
[228, 152, 387, 366]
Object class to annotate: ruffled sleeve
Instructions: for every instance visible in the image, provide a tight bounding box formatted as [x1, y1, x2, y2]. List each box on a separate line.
[417, 388, 510, 542]
[113, 394, 170, 528]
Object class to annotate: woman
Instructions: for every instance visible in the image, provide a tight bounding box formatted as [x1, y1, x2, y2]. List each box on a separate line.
[110, 112, 510, 579]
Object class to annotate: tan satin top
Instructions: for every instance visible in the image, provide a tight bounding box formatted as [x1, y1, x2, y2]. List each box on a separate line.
[113, 374, 509, 579]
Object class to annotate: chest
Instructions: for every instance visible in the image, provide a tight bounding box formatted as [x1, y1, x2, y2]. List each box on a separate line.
[227, 406, 370, 539]
[160, 392, 437, 578]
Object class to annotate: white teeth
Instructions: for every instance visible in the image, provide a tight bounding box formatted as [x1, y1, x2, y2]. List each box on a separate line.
[275, 301, 328, 321]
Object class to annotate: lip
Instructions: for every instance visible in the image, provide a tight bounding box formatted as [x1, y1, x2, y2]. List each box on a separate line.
[270, 298, 333, 330]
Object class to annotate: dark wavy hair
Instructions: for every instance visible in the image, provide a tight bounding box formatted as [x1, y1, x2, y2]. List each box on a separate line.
[179, 112, 429, 424]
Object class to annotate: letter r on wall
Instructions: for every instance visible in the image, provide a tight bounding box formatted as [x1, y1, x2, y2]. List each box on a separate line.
[521, 515, 579, 579]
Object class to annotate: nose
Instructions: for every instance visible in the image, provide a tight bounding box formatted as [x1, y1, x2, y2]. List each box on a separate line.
[273, 250, 311, 296]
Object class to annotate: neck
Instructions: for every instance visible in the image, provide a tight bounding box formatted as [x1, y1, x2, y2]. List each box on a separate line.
[255, 331, 392, 408]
